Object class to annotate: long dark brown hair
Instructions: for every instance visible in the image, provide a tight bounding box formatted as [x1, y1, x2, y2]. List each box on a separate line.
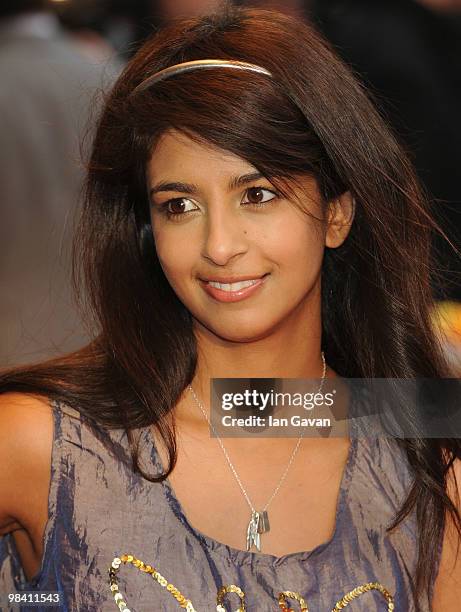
[1, 5, 460, 608]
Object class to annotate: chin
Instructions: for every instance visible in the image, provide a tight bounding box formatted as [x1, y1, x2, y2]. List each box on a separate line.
[198, 318, 281, 344]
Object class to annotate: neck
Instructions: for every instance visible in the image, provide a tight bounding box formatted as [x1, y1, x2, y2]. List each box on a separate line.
[175, 293, 337, 424]
[195, 324, 324, 379]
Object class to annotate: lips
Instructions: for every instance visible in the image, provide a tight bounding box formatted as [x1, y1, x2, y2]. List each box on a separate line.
[200, 274, 268, 284]
[199, 274, 269, 303]
[208, 278, 261, 292]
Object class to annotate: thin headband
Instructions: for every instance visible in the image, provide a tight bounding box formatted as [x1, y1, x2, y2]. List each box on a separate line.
[132, 59, 273, 94]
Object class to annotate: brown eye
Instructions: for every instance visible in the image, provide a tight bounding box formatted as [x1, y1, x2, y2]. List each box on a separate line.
[243, 187, 277, 206]
[246, 187, 265, 203]
[168, 199, 187, 214]
[163, 197, 198, 216]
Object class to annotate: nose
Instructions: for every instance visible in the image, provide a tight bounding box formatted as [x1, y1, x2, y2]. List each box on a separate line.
[201, 205, 249, 266]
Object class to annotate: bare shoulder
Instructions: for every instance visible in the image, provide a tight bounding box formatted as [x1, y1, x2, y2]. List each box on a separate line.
[0, 392, 53, 535]
[432, 457, 461, 610]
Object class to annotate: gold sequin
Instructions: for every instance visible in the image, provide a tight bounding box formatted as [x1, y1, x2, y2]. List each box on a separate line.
[108, 554, 396, 611]
[330, 582, 395, 611]
[216, 584, 246, 611]
[109, 554, 197, 612]
[278, 590, 309, 611]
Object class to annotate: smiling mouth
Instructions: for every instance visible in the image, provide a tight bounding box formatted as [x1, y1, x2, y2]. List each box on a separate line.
[207, 279, 261, 292]
[199, 274, 269, 303]
[200, 273, 269, 290]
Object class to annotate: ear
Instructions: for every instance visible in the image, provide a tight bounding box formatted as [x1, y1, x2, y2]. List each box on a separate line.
[325, 191, 355, 248]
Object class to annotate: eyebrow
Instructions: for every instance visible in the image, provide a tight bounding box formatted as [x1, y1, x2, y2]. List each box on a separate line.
[149, 171, 265, 197]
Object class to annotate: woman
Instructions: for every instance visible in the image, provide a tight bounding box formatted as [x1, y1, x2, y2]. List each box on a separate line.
[0, 5, 460, 611]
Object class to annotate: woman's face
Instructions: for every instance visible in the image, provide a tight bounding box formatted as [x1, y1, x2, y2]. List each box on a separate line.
[147, 129, 352, 343]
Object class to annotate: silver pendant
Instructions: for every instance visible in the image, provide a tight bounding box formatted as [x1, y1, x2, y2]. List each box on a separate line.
[257, 510, 270, 534]
[246, 511, 270, 551]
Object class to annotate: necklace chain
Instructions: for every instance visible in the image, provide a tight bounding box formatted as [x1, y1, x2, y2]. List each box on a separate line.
[188, 352, 327, 515]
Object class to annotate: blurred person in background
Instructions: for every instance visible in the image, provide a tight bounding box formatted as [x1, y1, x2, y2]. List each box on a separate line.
[0, 0, 117, 366]
[53, 0, 125, 66]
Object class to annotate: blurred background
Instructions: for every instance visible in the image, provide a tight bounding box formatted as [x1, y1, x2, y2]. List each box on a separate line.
[1, 0, 460, 371]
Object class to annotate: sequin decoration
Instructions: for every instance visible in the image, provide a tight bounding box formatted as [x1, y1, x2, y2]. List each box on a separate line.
[108, 554, 196, 611]
[330, 582, 395, 611]
[108, 554, 396, 611]
[278, 590, 309, 611]
[216, 584, 246, 611]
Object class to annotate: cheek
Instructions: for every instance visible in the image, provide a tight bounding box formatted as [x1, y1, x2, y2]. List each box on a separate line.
[152, 227, 196, 286]
[267, 215, 324, 270]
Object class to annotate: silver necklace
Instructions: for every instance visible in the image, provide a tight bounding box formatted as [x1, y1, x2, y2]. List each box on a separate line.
[188, 352, 327, 552]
